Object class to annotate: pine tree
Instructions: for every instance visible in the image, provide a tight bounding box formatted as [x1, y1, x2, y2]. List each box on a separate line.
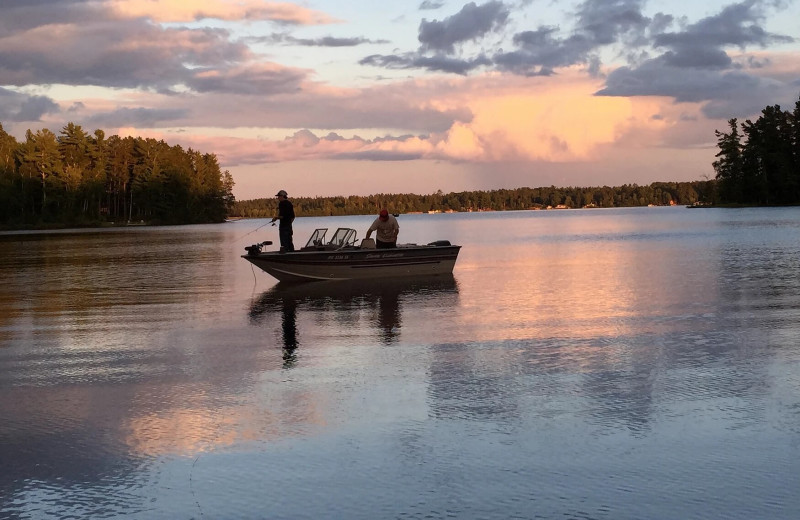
[713, 119, 743, 203]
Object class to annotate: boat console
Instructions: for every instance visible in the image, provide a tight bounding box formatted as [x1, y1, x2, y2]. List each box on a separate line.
[300, 228, 358, 251]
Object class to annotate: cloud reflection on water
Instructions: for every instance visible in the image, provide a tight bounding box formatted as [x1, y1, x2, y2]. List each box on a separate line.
[3, 211, 800, 519]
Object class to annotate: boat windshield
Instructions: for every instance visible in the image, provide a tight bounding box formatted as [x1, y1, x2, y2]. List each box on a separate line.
[304, 228, 327, 248]
[328, 228, 357, 247]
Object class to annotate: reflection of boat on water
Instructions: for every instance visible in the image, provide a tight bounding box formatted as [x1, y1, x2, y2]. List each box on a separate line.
[249, 274, 460, 349]
[242, 227, 461, 283]
[256, 273, 458, 306]
[250, 274, 459, 314]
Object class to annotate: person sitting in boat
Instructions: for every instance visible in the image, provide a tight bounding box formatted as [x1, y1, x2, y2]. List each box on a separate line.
[365, 209, 399, 249]
[271, 189, 295, 252]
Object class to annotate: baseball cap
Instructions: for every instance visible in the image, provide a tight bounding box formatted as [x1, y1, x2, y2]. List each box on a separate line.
[379, 209, 389, 220]
[276, 190, 287, 197]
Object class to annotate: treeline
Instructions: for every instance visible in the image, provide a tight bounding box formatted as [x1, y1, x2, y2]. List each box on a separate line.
[714, 94, 800, 204]
[0, 122, 235, 228]
[232, 181, 714, 218]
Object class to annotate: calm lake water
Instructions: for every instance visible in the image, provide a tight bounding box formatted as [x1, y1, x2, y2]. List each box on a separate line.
[2, 207, 800, 519]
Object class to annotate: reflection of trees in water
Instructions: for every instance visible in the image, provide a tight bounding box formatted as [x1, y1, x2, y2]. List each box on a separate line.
[426, 324, 784, 434]
[0, 230, 230, 340]
[425, 337, 657, 431]
[578, 345, 656, 435]
[427, 342, 520, 424]
[426, 337, 657, 432]
[249, 275, 459, 364]
[717, 243, 800, 328]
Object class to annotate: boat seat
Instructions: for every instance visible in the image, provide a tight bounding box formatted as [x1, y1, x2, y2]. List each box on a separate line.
[360, 238, 376, 249]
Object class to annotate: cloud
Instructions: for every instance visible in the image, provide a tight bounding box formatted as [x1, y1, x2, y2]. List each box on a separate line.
[187, 63, 307, 94]
[0, 0, 336, 44]
[194, 82, 471, 131]
[0, 19, 315, 97]
[165, 130, 374, 164]
[335, 150, 424, 161]
[136, 73, 655, 167]
[34, 78, 473, 138]
[0, 87, 60, 122]
[642, 0, 793, 73]
[364, 0, 654, 76]
[596, 55, 795, 119]
[14, 95, 60, 122]
[86, 107, 189, 128]
[360, 52, 491, 75]
[106, 0, 339, 25]
[597, 60, 762, 102]
[419, 1, 446, 10]
[258, 34, 389, 47]
[359, 1, 510, 75]
[358, 0, 799, 117]
[595, 0, 797, 115]
[0, 1, 329, 95]
[493, 0, 656, 76]
[426, 74, 640, 163]
[0, 1, 99, 36]
[0, 21, 253, 90]
[418, 1, 510, 53]
[285, 129, 320, 147]
[574, 0, 650, 46]
[653, 1, 793, 50]
[494, 29, 593, 75]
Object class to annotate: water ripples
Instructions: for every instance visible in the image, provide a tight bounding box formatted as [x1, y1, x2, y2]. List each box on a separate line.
[3, 210, 800, 518]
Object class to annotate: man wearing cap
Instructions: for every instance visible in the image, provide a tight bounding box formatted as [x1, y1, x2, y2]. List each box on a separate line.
[365, 209, 399, 249]
[271, 190, 295, 252]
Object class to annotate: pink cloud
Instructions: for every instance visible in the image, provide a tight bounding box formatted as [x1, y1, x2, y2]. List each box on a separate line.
[160, 72, 678, 165]
[107, 0, 340, 25]
[71, 70, 713, 170]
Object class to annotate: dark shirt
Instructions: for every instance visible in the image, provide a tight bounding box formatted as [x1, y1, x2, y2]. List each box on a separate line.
[278, 199, 295, 228]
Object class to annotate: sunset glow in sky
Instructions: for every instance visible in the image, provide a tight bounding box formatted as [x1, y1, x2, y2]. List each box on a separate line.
[2, 0, 799, 199]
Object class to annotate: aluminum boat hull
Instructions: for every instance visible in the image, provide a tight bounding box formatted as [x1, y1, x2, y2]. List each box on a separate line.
[242, 244, 461, 283]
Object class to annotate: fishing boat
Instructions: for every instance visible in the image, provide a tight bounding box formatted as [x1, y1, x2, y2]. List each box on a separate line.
[242, 227, 461, 283]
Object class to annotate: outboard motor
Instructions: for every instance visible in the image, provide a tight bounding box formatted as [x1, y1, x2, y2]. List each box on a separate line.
[244, 240, 272, 256]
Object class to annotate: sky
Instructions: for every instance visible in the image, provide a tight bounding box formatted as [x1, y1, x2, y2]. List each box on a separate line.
[1, 0, 799, 200]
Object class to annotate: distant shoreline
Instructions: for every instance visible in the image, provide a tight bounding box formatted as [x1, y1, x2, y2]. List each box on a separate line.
[0, 219, 223, 232]
[6, 202, 799, 232]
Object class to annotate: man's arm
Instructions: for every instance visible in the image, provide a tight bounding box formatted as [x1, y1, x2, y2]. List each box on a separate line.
[272, 201, 284, 223]
[365, 219, 378, 238]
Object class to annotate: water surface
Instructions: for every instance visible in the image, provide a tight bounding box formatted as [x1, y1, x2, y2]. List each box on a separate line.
[2, 207, 800, 519]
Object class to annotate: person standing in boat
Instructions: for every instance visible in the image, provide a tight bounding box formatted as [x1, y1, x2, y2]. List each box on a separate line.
[271, 190, 295, 252]
[365, 209, 399, 249]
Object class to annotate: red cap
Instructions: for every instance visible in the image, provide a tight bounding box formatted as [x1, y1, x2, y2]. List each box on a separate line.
[379, 209, 389, 220]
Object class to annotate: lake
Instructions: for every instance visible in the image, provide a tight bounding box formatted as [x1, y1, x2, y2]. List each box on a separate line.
[2, 207, 800, 519]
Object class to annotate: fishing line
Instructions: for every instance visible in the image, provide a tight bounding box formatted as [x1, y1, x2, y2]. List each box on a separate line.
[189, 454, 204, 517]
[233, 219, 274, 299]
[235, 219, 274, 242]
